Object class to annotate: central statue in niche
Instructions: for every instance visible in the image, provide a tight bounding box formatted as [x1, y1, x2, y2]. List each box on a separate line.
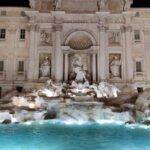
[72, 55, 87, 82]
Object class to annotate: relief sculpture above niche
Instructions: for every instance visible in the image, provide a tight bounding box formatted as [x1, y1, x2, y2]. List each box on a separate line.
[108, 31, 121, 46]
[40, 30, 52, 46]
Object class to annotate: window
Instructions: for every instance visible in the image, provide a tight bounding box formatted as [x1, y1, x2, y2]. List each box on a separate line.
[20, 29, 26, 40]
[0, 29, 6, 39]
[134, 30, 140, 42]
[1, 11, 6, 16]
[18, 61, 24, 72]
[137, 87, 143, 93]
[0, 61, 4, 72]
[136, 61, 142, 72]
[20, 11, 25, 16]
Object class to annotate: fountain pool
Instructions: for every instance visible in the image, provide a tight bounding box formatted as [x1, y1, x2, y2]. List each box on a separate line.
[0, 120, 150, 150]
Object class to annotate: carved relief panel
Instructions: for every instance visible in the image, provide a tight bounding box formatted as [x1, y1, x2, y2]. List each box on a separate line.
[40, 30, 52, 46]
[108, 31, 121, 46]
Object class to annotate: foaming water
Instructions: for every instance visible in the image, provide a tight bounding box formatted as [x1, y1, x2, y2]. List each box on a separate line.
[0, 120, 150, 150]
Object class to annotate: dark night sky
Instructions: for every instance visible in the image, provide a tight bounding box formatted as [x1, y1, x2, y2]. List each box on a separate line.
[0, 0, 150, 8]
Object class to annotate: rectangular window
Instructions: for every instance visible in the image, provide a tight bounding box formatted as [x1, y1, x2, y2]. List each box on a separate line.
[0, 29, 6, 39]
[20, 11, 25, 16]
[20, 29, 26, 40]
[18, 61, 24, 72]
[134, 30, 140, 42]
[1, 11, 6, 16]
[136, 61, 142, 72]
[0, 61, 4, 72]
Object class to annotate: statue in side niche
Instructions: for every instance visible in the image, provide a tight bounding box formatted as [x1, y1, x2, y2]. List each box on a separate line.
[110, 56, 121, 78]
[40, 56, 51, 78]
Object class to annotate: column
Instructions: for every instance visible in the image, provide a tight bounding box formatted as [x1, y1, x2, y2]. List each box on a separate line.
[7, 27, 17, 81]
[53, 24, 63, 82]
[121, 26, 127, 82]
[97, 25, 107, 81]
[92, 53, 96, 82]
[64, 53, 69, 82]
[27, 24, 36, 81]
[125, 26, 133, 82]
[33, 26, 39, 80]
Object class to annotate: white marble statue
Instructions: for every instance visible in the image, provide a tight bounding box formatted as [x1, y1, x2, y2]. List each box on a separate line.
[29, 0, 36, 9]
[70, 80, 91, 94]
[123, 0, 133, 11]
[40, 56, 51, 78]
[90, 82, 120, 98]
[110, 56, 121, 78]
[72, 56, 86, 82]
[97, 0, 108, 11]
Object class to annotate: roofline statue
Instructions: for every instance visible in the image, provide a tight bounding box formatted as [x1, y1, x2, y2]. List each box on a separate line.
[123, 0, 133, 11]
[29, 0, 36, 9]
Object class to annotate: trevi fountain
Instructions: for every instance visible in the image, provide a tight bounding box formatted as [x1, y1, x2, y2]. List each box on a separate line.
[0, 0, 150, 150]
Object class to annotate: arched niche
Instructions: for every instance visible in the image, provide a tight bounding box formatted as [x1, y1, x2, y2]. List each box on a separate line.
[65, 31, 97, 50]
[64, 31, 97, 82]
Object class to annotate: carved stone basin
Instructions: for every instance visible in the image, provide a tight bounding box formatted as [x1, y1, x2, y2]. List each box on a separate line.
[72, 95, 94, 102]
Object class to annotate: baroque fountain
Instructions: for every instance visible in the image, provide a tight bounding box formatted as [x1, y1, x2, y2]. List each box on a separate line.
[0, 54, 149, 126]
[1, 51, 150, 150]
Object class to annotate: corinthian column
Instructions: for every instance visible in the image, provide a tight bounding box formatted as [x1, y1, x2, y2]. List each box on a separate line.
[7, 26, 17, 81]
[125, 26, 133, 82]
[97, 24, 108, 81]
[64, 53, 69, 82]
[28, 24, 37, 81]
[92, 53, 96, 82]
[53, 24, 63, 82]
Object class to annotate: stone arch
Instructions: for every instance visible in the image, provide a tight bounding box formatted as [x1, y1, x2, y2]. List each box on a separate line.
[65, 30, 97, 50]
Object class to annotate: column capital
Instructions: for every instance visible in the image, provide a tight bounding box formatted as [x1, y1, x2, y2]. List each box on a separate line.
[27, 23, 39, 31]
[121, 26, 132, 33]
[97, 24, 108, 32]
[143, 29, 150, 35]
[52, 24, 63, 32]
[126, 26, 132, 32]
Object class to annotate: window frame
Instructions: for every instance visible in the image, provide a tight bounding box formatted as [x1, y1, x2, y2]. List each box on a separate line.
[134, 30, 141, 42]
[19, 29, 26, 40]
[136, 61, 142, 73]
[0, 61, 4, 72]
[0, 28, 6, 40]
[134, 58, 144, 76]
[18, 61, 24, 73]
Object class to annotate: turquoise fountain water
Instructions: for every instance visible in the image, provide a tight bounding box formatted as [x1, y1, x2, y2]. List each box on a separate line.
[0, 120, 150, 150]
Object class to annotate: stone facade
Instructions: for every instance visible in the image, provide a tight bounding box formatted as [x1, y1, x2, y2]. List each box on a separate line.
[0, 0, 149, 95]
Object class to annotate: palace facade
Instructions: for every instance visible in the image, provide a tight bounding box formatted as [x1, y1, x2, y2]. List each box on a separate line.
[0, 0, 149, 95]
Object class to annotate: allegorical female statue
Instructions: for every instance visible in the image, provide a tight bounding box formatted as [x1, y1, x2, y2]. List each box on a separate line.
[110, 56, 121, 78]
[40, 56, 51, 78]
